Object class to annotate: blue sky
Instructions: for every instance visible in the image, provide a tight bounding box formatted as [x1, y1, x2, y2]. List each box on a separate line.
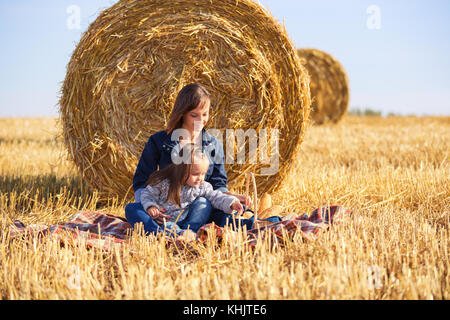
[0, 0, 449, 117]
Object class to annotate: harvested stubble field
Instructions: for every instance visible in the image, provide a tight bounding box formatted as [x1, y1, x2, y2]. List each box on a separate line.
[0, 115, 448, 299]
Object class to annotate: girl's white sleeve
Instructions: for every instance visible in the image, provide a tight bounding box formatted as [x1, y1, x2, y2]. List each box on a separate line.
[200, 182, 238, 214]
[140, 183, 162, 211]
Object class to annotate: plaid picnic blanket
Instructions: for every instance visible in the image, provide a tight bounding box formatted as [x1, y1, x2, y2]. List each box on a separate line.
[197, 205, 351, 248]
[8, 205, 351, 251]
[9, 211, 132, 251]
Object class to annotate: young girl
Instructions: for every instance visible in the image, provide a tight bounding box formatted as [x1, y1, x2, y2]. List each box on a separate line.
[129, 83, 252, 231]
[126, 146, 244, 236]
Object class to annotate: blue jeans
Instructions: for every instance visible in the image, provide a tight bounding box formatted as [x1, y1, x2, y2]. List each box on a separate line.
[125, 196, 213, 235]
[208, 205, 282, 229]
[208, 208, 255, 230]
[130, 190, 261, 232]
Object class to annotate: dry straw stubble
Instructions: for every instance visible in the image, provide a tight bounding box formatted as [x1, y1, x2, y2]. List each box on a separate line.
[1, 116, 449, 299]
[59, 0, 311, 201]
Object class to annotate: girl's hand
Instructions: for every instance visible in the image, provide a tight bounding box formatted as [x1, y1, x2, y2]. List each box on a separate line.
[224, 192, 252, 208]
[147, 206, 172, 224]
[230, 200, 244, 215]
[233, 194, 252, 208]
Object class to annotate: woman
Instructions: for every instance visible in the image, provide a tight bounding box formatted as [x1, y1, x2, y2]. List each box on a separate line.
[126, 83, 253, 234]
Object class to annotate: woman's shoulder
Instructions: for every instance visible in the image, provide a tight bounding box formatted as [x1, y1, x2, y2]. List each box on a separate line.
[202, 130, 225, 161]
[203, 129, 218, 142]
[202, 129, 224, 148]
[150, 130, 170, 140]
[146, 130, 171, 147]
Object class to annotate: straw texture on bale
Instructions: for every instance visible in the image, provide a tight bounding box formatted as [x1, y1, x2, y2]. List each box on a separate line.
[297, 48, 349, 124]
[59, 0, 311, 200]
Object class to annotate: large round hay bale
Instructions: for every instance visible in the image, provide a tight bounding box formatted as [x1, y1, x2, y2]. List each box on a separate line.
[59, 0, 311, 200]
[297, 48, 349, 124]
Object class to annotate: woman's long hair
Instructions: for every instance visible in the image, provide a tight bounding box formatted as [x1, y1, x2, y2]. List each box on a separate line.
[165, 83, 211, 134]
[145, 144, 207, 206]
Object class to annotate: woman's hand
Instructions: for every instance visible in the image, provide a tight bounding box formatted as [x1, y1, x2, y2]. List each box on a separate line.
[146, 206, 172, 224]
[230, 200, 244, 215]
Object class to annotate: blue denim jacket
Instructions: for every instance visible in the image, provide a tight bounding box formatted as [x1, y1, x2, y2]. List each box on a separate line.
[132, 129, 229, 193]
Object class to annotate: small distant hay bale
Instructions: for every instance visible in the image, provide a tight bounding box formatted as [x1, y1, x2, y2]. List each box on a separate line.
[297, 48, 349, 124]
[59, 0, 311, 200]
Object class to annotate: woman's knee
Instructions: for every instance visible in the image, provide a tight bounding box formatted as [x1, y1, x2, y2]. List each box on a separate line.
[125, 202, 144, 222]
[125, 202, 137, 215]
[125, 202, 160, 234]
